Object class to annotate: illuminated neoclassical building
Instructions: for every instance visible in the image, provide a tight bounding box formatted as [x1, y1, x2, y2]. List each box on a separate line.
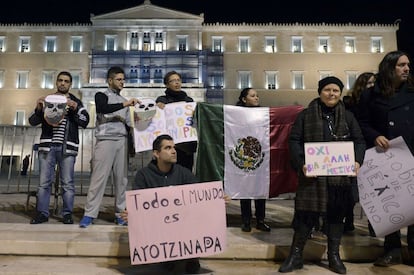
[0, 0, 398, 125]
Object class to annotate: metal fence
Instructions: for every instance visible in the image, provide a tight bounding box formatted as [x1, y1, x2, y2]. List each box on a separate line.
[0, 125, 152, 195]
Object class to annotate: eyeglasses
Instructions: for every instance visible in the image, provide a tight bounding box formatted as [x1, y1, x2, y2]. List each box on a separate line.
[323, 114, 350, 141]
[168, 78, 181, 84]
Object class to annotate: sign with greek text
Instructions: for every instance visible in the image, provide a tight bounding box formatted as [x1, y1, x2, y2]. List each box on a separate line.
[357, 136, 414, 237]
[304, 141, 356, 176]
[125, 181, 227, 265]
[133, 101, 197, 152]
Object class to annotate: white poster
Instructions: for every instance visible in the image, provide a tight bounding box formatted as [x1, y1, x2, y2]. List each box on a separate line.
[357, 136, 414, 237]
[304, 141, 355, 176]
[133, 101, 197, 152]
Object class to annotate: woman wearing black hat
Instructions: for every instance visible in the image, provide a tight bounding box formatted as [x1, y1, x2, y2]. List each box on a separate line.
[279, 76, 366, 274]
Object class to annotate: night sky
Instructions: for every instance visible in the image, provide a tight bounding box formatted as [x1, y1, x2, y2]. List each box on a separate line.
[2, 0, 413, 57]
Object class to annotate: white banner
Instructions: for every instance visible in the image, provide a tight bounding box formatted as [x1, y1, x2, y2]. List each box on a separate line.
[133, 101, 197, 152]
[224, 106, 270, 199]
[357, 136, 414, 237]
[304, 141, 355, 176]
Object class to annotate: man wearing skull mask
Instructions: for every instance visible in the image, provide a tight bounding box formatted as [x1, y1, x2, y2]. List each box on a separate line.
[80, 66, 141, 228]
[29, 71, 90, 224]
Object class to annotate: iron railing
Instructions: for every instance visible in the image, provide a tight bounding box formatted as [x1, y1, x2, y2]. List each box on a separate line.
[0, 125, 151, 195]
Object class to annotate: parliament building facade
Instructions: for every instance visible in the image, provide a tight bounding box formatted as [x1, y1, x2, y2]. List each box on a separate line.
[0, 0, 398, 126]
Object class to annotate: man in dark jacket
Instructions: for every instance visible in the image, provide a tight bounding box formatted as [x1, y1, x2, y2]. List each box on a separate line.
[21, 154, 30, 176]
[127, 134, 201, 273]
[29, 71, 90, 224]
[358, 50, 414, 267]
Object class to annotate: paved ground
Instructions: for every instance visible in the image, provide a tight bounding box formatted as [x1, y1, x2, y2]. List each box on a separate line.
[0, 192, 299, 227]
[0, 193, 414, 274]
[2, 255, 414, 275]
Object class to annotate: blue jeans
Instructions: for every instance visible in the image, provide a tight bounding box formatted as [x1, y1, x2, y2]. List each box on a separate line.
[37, 144, 76, 217]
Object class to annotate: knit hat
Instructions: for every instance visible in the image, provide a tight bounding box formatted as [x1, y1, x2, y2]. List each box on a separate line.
[318, 76, 344, 94]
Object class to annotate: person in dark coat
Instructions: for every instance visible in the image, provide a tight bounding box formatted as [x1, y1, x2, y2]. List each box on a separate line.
[21, 154, 30, 176]
[342, 72, 376, 234]
[279, 76, 366, 274]
[156, 71, 197, 172]
[122, 134, 201, 274]
[357, 50, 414, 267]
[236, 87, 270, 233]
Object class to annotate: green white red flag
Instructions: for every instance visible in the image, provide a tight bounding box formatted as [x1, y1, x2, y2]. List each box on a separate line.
[195, 102, 302, 199]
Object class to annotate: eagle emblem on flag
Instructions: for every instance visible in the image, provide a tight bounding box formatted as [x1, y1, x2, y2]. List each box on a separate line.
[229, 136, 264, 171]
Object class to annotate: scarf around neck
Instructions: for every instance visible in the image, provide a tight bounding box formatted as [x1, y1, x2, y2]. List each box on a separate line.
[165, 88, 188, 101]
[303, 98, 349, 142]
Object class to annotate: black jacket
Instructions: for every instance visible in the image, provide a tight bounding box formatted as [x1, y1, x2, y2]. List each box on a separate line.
[358, 82, 414, 153]
[28, 93, 90, 156]
[289, 107, 366, 173]
[155, 88, 194, 105]
[134, 160, 198, 190]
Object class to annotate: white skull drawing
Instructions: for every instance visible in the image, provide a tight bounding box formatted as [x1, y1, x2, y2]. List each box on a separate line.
[134, 98, 156, 121]
[43, 94, 67, 126]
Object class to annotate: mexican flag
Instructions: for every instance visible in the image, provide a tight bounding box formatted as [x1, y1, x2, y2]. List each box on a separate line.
[195, 102, 303, 199]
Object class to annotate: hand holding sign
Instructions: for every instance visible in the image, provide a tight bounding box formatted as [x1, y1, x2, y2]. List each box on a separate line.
[304, 141, 356, 176]
[125, 181, 227, 265]
[357, 136, 414, 237]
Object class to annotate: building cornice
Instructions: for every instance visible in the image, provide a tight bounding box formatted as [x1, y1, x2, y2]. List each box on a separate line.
[202, 22, 399, 32]
[0, 21, 397, 34]
[0, 22, 91, 32]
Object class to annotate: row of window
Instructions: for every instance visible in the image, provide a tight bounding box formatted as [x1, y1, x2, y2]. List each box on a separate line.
[0, 70, 82, 89]
[238, 71, 361, 90]
[0, 69, 362, 91]
[0, 33, 383, 53]
[220, 36, 383, 53]
[0, 36, 83, 53]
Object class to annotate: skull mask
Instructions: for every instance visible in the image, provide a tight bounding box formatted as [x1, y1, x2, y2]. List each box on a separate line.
[43, 94, 67, 126]
[134, 98, 156, 121]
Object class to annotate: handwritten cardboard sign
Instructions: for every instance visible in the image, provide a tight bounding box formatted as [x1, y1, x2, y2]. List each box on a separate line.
[125, 181, 227, 265]
[357, 136, 414, 237]
[134, 101, 197, 152]
[304, 141, 355, 176]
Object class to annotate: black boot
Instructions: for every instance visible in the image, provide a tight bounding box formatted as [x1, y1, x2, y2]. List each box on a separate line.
[406, 226, 414, 266]
[241, 217, 251, 232]
[406, 248, 414, 266]
[343, 203, 355, 233]
[343, 214, 354, 233]
[241, 222, 251, 232]
[327, 223, 347, 274]
[279, 224, 312, 273]
[368, 221, 376, 237]
[374, 249, 402, 267]
[256, 220, 271, 232]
